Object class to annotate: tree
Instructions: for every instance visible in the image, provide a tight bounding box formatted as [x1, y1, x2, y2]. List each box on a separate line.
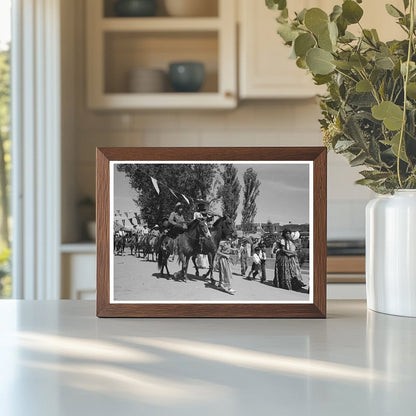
[0, 45, 10, 248]
[241, 168, 260, 233]
[217, 164, 241, 221]
[117, 163, 219, 226]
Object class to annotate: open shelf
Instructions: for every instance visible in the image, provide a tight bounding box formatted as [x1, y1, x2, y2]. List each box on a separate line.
[104, 31, 218, 94]
[103, 0, 219, 18]
[87, 0, 236, 109]
[101, 17, 221, 32]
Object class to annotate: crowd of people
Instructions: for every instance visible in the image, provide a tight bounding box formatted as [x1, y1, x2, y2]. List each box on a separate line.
[115, 200, 308, 296]
[207, 229, 308, 294]
[214, 230, 308, 295]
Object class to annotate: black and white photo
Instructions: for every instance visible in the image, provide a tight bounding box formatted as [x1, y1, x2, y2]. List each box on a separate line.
[110, 161, 313, 304]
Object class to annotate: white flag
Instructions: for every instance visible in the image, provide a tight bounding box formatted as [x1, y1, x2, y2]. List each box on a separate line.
[182, 194, 190, 204]
[150, 177, 160, 194]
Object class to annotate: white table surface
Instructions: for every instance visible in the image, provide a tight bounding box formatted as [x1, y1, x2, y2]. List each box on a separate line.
[0, 300, 415, 416]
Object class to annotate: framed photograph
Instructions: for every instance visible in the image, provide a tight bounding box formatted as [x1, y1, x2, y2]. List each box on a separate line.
[96, 147, 327, 318]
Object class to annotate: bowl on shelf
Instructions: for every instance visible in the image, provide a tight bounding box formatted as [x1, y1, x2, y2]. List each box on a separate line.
[164, 0, 218, 17]
[114, 0, 158, 17]
[128, 68, 167, 93]
[168, 62, 205, 92]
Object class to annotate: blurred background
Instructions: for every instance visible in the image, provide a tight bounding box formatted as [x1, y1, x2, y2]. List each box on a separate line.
[1, 0, 403, 300]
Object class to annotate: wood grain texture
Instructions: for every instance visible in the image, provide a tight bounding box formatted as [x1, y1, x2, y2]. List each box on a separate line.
[327, 256, 365, 274]
[96, 147, 327, 318]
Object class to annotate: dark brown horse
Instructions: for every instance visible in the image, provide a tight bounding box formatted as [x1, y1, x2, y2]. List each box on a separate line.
[157, 236, 175, 277]
[190, 216, 237, 282]
[174, 219, 211, 282]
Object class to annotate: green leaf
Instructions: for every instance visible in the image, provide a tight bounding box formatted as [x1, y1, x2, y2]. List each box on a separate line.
[296, 57, 308, 69]
[313, 74, 332, 85]
[339, 31, 356, 43]
[371, 29, 380, 42]
[334, 139, 355, 152]
[306, 48, 335, 75]
[330, 5, 342, 22]
[382, 132, 409, 162]
[360, 170, 391, 181]
[385, 4, 404, 18]
[350, 152, 367, 167]
[342, 0, 364, 24]
[350, 54, 368, 70]
[403, 0, 410, 10]
[407, 82, 416, 99]
[294, 33, 316, 58]
[333, 60, 353, 70]
[375, 55, 395, 70]
[336, 15, 348, 36]
[296, 8, 307, 23]
[277, 23, 298, 43]
[372, 101, 404, 131]
[266, 0, 287, 11]
[304, 8, 329, 35]
[318, 27, 334, 52]
[356, 79, 372, 92]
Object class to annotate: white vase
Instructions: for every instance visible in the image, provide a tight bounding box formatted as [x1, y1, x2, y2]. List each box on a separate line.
[366, 190, 416, 317]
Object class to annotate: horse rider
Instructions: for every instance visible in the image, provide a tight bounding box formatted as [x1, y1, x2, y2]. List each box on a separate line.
[168, 202, 188, 237]
[149, 224, 160, 237]
[193, 200, 211, 252]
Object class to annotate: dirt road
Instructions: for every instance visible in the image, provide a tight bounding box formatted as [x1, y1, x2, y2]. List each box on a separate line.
[113, 254, 310, 302]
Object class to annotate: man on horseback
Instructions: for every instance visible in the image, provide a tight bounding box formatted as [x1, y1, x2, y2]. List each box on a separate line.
[168, 202, 187, 238]
[193, 200, 211, 252]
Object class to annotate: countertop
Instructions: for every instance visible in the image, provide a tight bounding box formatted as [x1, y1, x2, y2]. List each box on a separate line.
[0, 300, 415, 415]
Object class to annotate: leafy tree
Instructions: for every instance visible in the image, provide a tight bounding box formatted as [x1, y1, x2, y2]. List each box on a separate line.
[117, 163, 219, 226]
[241, 168, 260, 233]
[217, 164, 241, 221]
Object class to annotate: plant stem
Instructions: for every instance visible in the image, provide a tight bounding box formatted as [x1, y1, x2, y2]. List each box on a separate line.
[397, 0, 415, 188]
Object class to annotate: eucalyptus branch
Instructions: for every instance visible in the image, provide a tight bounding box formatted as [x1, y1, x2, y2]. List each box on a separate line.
[334, 68, 359, 84]
[397, 0, 415, 188]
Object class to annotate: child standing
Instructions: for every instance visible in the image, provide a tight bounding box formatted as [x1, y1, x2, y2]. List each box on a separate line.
[247, 246, 261, 280]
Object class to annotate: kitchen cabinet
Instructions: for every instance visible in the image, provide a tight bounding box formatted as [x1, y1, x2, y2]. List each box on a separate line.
[86, 0, 237, 109]
[239, 0, 325, 99]
[61, 244, 96, 300]
[238, 0, 404, 99]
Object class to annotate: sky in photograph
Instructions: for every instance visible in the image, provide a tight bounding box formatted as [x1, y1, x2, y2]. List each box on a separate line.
[114, 162, 310, 225]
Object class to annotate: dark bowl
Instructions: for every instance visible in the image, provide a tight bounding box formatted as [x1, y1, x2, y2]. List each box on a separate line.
[168, 62, 205, 93]
[114, 0, 158, 17]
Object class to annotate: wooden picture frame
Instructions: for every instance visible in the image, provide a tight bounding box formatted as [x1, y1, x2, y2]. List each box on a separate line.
[96, 147, 327, 318]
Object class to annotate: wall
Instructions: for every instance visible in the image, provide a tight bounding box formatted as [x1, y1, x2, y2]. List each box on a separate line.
[62, 0, 374, 243]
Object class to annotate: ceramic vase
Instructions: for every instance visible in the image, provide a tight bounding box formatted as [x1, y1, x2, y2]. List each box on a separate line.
[366, 190, 416, 317]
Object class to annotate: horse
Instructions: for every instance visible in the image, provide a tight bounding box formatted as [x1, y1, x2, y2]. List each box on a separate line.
[157, 236, 175, 277]
[124, 232, 138, 256]
[174, 219, 211, 282]
[114, 233, 125, 256]
[190, 216, 237, 282]
[143, 232, 160, 261]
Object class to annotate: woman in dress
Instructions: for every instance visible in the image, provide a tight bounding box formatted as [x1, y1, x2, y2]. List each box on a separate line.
[216, 239, 236, 295]
[193, 201, 210, 269]
[275, 229, 306, 291]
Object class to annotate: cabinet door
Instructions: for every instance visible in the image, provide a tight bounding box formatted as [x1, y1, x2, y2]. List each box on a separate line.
[239, 0, 404, 99]
[239, 0, 326, 99]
